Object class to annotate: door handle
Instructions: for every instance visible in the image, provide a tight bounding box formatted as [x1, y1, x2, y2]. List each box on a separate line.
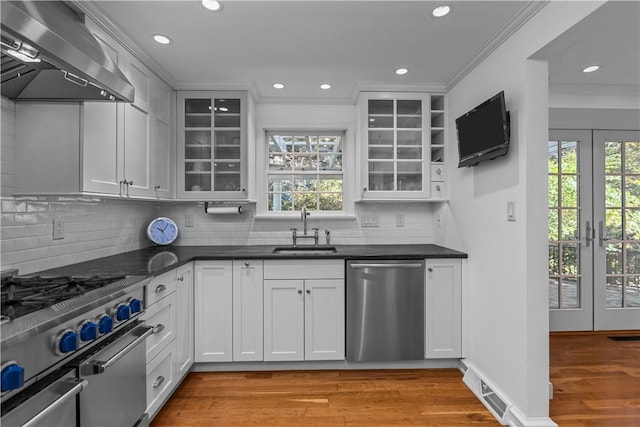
[21, 378, 88, 427]
[585, 221, 594, 247]
[598, 221, 611, 247]
[85, 325, 153, 375]
[349, 263, 423, 269]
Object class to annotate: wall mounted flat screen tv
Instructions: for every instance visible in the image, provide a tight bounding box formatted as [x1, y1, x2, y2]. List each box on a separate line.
[456, 91, 510, 167]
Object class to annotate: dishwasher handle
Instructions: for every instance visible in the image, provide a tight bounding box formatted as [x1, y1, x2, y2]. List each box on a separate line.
[349, 263, 423, 269]
[21, 378, 88, 427]
[86, 325, 153, 375]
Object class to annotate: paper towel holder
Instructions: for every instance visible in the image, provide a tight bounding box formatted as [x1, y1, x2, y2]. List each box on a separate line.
[204, 201, 243, 214]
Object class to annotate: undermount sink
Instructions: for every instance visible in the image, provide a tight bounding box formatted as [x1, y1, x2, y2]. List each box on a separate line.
[272, 246, 337, 255]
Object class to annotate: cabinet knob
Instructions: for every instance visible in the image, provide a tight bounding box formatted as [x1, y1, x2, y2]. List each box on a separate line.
[306, 289, 311, 294]
[245, 262, 249, 267]
[153, 375, 165, 388]
[436, 168, 442, 175]
[436, 185, 441, 192]
[128, 180, 134, 186]
[297, 289, 302, 294]
[428, 267, 433, 272]
[155, 284, 167, 293]
[177, 276, 184, 282]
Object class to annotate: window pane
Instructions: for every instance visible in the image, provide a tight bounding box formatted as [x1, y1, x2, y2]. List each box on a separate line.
[606, 276, 623, 308]
[625, 243, 640, 275]
[606, 209, 623, 240]
[397, 162, 422, 191]
[369, 146, 393, 160]
[294, 175, 317, 192]
[397, 130, 421, 146]
[268, 175, 292, 192]
[294, 193, 318, 211]
[292, 154, 317, 170]
[369, 130, 393, 145]
[606, 176, 623, 207]
[624, 141, 640, 174]
[319, 193, 343, 211]
[560, 209, 578, 241]
[318, 175, 343, 192]
[369, 162, 394, 191]
[269, 193, 292, 212]
[626, 276, 640, 307]
[319, 154, 342, 171]
[605, 141, 622, 174]
[214, 99, 240, 127]
[560, 141, 578, 173]
[397, 100, 421, 115]
[606, 243, 623, 275]
[397, 147, 422, 160]
[560, 176, 578, 207]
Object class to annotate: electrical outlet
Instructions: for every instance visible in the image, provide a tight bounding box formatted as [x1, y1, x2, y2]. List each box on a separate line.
[362, 214, 380, 227]
[53, 219, 64, 240]
[185, 213, 194, 227]
[435, 214, 443, 228]
[396, 213, 405, 227]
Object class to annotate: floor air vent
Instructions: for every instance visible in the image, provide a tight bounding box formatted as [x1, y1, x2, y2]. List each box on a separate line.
[608, 335, 640, 341]
[481, 380, 508, 418]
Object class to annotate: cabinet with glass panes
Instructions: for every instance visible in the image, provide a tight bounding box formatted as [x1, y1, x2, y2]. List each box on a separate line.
[358, 92, 446, 200]
[176, 91, 247, 199]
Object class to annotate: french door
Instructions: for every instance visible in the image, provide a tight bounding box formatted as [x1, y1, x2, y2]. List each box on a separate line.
[549, 130, 640, 331]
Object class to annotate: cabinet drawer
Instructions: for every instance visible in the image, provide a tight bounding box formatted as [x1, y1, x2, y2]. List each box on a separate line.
[264, 260, 344, 280]
[146, 340, 175, 420]
[146, 270, 177, 306]
[431, 164, 446, 182]
[142, 293, 176, 362]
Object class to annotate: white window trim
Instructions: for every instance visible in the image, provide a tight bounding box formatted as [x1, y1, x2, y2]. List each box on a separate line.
[255, 125, 356, 219]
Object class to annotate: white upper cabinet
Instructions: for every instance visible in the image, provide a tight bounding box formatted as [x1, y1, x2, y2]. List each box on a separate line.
[176, 91, 249, 200]
[357, 92, 447, 201]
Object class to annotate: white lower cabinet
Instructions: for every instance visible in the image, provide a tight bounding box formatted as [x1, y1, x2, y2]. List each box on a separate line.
[232, 260, 264, 361]
[263, 260, 345, 362]
[425, 259, 462, 359]
[146, 340, 176, 419]
[194, 261, 233, 362]
[175, 263, 194, 378]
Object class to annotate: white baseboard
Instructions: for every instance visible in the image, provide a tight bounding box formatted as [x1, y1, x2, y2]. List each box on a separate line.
[461, 360, 558, 427]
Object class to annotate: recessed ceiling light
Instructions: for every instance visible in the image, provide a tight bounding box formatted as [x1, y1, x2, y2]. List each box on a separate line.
[432, 5, 451, 18]
[320, 83, 331, 90]
[582, 65, 600, 73]
[202, 0, 223, 11]
[153, 34, 172, 45]
[273, 83, 285, 89]
[395, 68, 408, 75]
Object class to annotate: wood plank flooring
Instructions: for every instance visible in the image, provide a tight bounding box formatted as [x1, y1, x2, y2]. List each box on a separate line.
[549, 331, 640, 427]
[151, 332, 640, 426]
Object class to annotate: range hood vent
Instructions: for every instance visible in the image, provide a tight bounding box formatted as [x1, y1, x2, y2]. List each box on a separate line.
[0, 1, 134, 102]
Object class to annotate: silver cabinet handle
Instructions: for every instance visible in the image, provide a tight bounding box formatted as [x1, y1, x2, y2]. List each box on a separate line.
[350, 263, 423, 269]
[598, 221, 611, 247]
[153, 324, 165, 334]
[153, 375, 165, 389]
[177, 276, 184, 282]
[154, 185, 161, 190]
[86, 325, 153, 375]
[155, 284, 167, 293]
[22, 378, 88, 427]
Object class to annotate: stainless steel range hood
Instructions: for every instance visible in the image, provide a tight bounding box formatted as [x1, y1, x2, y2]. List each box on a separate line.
[1, 1, 134, 102]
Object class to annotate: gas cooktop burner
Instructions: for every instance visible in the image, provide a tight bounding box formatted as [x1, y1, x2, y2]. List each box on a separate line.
[1, 275, 127, 321]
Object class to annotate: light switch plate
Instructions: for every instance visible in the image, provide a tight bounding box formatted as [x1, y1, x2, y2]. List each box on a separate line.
[185, 213, 194, 227]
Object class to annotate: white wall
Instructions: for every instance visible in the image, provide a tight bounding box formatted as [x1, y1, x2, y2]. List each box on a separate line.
[444, 2, 604, 425]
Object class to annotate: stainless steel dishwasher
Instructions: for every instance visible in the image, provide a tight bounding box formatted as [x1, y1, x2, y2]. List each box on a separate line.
[346, 260, 425, 361]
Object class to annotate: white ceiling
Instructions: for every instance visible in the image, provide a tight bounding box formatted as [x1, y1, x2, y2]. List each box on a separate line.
[88, 1, 639, 103]
[89, 0, 537, 102]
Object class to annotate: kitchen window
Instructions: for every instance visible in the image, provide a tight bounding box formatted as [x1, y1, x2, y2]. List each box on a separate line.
[266, 131, 344, 213]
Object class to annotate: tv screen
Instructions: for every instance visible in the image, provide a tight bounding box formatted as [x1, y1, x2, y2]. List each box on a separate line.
[456, 91, 510, 167]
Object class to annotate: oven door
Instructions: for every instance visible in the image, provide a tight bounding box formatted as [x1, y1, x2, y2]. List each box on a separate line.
[76, 321, 153, 427]
[1, 367, 86, 427]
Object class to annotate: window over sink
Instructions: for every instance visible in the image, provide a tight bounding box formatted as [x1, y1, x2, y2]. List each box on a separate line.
[266, 131, 345, 213]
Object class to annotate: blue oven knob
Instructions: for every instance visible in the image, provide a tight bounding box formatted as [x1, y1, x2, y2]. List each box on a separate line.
[1, 362, 24, 392]
[58, 331, 79, 354]
[80, 321, 99, 342]
[115, 304, 130, 321]
[98, 315, 113, 334]
[129, 298, 142, 314]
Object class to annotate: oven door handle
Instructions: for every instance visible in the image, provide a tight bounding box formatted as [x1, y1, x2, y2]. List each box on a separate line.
[21, 378, 88, 427]
[87, 325, 153, 375]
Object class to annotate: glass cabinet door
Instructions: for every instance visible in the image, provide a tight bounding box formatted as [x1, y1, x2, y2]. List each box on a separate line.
[366, 97, 425, 194]
[181, 94, 244, 196]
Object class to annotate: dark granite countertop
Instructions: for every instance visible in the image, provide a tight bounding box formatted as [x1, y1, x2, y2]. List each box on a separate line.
[39, 244, 467, 278]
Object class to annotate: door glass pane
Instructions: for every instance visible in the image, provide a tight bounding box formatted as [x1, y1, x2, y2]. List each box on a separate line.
[606, 243, 623, 274]
[560, 176, 578, 206]
[606, 276, 623, 308]
[561, 243, 579, 276]
[549, 278, 560, 309]
[560, 141, 578, 173]
[625, 243, 640, 275]
[606, 209, 623, 239]
[626, 276, 640, 307]
[624, 142, 640, 173]
[605, 141, 622, 173]
[606, 176, 623, 207]
[624, 176, 640, 207]
[560, 209, 578, 240]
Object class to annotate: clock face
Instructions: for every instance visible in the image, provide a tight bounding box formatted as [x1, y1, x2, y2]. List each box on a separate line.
[147, 217, 179, 246]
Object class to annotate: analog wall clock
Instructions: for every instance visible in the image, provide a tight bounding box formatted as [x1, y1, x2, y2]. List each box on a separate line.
[147, 217, 179, 246]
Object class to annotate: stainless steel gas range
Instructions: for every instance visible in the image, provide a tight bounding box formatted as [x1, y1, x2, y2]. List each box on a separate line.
[1, 271, 153, 427]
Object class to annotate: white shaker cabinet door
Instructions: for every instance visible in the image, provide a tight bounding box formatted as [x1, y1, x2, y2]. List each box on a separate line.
[425, 259, 462, 358]
[232, 260, 264, 361]
[175, 263, 194, 378]
[194, 261, 233, 362]
[263, 279, 304, 361]
[304, 279, 345, 361]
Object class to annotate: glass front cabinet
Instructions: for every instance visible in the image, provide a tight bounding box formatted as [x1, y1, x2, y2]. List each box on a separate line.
[358, 92, 446, 201]
[177, 91, 247, 199]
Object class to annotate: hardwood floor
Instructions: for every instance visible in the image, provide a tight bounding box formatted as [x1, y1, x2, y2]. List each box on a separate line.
[151, 333, 640, 426]
[150, 369, 498, 426]
[549, 331, 640, 427]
